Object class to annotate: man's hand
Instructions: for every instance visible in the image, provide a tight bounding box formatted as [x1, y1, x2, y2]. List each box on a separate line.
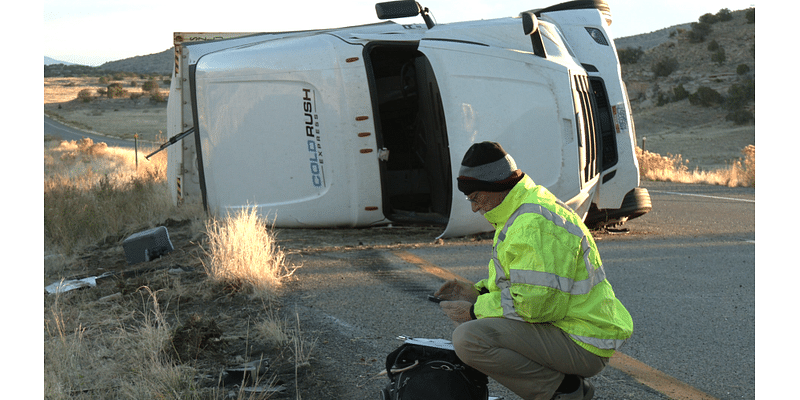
[440, 301, 474, 324]
[434, 279, 479, 303]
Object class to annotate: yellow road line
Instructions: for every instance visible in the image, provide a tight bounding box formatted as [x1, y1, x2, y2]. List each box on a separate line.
[610, 352, 719, 400]
[391, 250, 471, 283]
[393, 249, 720, 400]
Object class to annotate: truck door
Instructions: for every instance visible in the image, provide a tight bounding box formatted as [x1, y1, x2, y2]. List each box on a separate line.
[417, 39, 591, 238]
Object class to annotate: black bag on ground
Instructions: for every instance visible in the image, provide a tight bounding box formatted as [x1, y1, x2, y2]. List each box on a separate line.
[381, 338, 488, 400]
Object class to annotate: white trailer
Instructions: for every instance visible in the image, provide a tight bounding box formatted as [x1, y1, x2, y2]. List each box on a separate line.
[164, 0, 651, 238]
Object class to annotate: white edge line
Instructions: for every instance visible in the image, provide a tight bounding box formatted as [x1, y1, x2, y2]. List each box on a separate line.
[650, 190, 755, 203]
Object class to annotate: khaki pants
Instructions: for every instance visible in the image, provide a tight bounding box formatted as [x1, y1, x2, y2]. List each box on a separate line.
[452, 318, 608, 400]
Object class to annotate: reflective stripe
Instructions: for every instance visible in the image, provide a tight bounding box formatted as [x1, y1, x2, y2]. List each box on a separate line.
[500, 282, 523, 321]
[492, 242, 524, 320]
[480, 180, 631, 353]
[569, 333, 627, 351]
[509, 269, 569, 291]
[491, 201, 621, 349]
[492, 203, 606, 297]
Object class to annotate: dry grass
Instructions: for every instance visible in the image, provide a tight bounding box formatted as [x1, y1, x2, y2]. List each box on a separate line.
[113, 287, 202, 399]
[202, 207, 298, 301]
[44, 77, 169, 105]
[44, 77, 103, 105]
[44, 283, 306, 399]
[44, 287, 200, 399]
[44, 77, 170, 142]
[637, 144, 755, 187]
[43, 137, 192, 256]
[43, 138, 306, 399]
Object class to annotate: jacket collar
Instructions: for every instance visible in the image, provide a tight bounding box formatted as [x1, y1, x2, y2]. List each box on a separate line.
[483, 174, 535, 228]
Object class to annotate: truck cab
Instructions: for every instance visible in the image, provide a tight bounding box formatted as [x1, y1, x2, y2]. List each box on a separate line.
[165, 0, 650, 237]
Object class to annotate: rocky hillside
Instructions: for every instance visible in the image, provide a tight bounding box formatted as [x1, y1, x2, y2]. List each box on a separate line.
[618, 8, 755, 109]
[44, 49, 174, 77]
[614, 7, 755, 171]
[98, 49, 174, 75]
[615, 23, 693, 52]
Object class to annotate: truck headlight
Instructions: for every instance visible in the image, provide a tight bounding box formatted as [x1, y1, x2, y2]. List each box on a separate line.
[585, 27, 608, 46]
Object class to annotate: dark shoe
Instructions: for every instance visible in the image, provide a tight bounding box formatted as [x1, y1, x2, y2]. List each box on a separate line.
[582, 379, 594, 399]
[551, 378, 594, 400]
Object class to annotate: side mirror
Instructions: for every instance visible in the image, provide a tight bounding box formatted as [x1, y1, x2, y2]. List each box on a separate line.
[376, 1, 421, 20]
[521, 12, 539, 35]
[520, 12, 546, 58]
[375, 1, 435, 29]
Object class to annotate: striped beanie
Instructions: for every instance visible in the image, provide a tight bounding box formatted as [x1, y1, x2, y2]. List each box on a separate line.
[457, 141, 524, 195]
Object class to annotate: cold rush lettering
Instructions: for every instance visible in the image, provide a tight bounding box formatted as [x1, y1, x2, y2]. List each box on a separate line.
[308, 140, 321, 187]
[304, 89, 314, 137]
[303, 88, 324, 188]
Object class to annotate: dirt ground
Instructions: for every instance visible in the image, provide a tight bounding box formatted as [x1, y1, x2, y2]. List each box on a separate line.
[44, 217, 493, 398]
[44, 77, 170, 143]
[632, 102, 755, 171]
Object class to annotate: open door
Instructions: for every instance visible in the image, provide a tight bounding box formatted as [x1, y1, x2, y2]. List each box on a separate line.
[365, 43, 452, 226]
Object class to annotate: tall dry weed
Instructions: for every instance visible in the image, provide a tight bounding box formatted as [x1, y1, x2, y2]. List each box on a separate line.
[203, 207, 297, 299]
[44, 287, 189, 399]
[44, 292, 94, 398]
[637, 144, 755, 187]
[43, 138, 297, 398]
[44, 138, 199, 256]
[116, 287, 202, 399]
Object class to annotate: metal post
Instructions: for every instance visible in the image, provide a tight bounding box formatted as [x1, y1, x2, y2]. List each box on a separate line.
[134, 134, 139, 169]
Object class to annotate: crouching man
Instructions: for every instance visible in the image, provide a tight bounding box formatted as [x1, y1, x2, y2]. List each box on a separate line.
[435, 142, 633, 400]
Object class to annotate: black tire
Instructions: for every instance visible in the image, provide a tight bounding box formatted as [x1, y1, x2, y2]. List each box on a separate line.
[585, 187, 652, 228]
[534, 0, 610, 17]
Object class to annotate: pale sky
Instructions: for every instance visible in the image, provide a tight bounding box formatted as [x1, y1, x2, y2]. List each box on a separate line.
[44, 0, 757, 66]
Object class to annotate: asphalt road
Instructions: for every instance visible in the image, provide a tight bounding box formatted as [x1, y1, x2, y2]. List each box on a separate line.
[44, 115, 137, 148]
[280, 180, 755, 399]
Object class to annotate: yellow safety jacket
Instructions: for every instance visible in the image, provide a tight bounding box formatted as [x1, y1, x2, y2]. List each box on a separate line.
[473, 174, 633, 357]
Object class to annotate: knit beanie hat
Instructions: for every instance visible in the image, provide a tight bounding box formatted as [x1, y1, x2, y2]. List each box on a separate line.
[457, 141, 524, 195]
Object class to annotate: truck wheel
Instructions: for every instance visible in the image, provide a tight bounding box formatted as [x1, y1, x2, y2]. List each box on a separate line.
[535, 0, 610, 16]
[585, 187, 651, 228]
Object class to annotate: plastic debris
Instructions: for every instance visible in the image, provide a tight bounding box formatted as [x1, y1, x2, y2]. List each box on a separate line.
[45, 272, 112, 294]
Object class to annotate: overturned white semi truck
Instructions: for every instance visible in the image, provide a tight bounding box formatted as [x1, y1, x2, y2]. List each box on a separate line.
[162, 0, 651, 238]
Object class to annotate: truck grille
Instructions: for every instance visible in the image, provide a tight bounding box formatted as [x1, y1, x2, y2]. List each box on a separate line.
[573, 75, 599, 184]
[589, 78, 619, 170]
[573, 74, 621, 185]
